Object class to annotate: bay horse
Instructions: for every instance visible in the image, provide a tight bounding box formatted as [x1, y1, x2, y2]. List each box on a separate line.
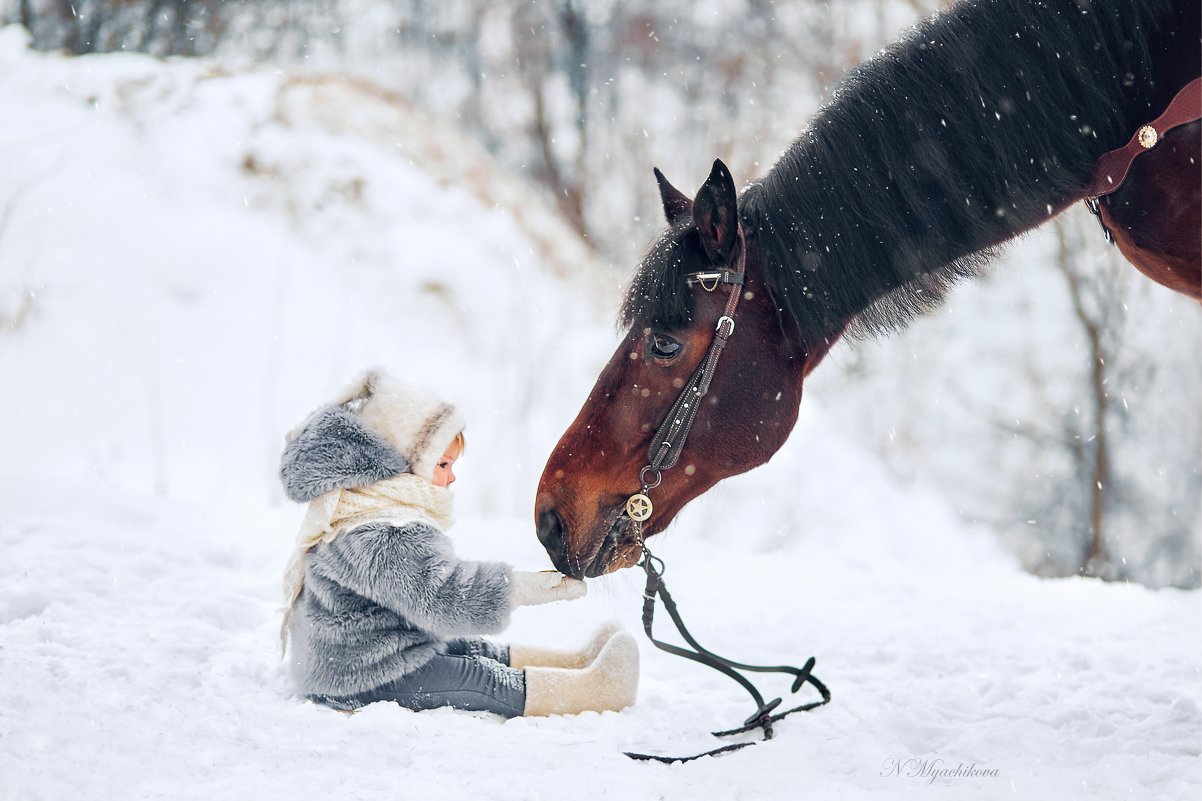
[535, 0, 1200, 578]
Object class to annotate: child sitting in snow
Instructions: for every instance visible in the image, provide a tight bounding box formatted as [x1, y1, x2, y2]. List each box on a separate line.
[279, 369, 638, 717]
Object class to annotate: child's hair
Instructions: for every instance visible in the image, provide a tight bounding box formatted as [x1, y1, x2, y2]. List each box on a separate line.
[448, 431, 466, 459]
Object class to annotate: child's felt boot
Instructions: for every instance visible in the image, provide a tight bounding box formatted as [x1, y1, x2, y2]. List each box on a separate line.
[522, 632, 639, 716]
[509, 623, 622, 670]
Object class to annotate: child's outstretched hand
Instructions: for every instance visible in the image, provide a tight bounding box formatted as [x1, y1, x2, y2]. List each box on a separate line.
[510, 570, 587, 607]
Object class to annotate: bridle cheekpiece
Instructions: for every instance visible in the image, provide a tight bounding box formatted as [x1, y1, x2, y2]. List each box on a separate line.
[623, 224, 748, 526]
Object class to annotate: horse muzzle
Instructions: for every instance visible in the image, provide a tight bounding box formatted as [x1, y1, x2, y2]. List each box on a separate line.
[537, 505, 642, 578]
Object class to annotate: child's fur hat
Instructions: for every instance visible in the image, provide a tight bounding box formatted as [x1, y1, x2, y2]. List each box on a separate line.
[283, 369, 465, 497]
[332, 369, 465, 482]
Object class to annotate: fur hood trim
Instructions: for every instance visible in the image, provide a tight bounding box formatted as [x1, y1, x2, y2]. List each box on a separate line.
[279, 369, 466, 499]
[280, 405, 409, 503]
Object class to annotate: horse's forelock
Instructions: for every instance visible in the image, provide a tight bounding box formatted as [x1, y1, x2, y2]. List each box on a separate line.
[620, 222, 699, 331]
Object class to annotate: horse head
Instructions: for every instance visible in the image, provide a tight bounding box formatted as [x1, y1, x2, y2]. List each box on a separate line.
[535, 160, 834, 577]
[534, 0, 1195, 579]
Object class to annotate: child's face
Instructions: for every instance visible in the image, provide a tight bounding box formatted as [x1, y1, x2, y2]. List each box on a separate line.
[432, 444, 460, 488]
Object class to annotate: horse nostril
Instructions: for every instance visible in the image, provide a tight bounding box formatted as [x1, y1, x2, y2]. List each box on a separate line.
[537, 508, 566, 557]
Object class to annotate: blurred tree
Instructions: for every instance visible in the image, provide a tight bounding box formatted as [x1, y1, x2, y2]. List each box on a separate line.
[1013, 216, 1132, 580]
[513, 0, 590, 238]
[1014, 214, 1199, 585]
[1056, 217, 1119, 576]
[820, 205, 1200, 589]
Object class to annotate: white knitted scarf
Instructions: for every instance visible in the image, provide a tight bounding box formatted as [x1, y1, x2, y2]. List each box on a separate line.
[280, 473, 454, 650]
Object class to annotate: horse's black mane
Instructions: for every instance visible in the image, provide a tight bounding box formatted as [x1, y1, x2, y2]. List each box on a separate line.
[624, 0, 1173, 346]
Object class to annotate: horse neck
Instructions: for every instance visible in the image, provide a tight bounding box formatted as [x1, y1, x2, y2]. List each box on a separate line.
[742, 0, 1173, 348]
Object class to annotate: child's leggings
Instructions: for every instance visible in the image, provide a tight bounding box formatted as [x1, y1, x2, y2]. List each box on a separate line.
[314, 639, 526, 718]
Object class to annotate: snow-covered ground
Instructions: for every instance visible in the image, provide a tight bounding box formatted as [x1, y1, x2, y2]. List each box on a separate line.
[1, 30, 1199, 800]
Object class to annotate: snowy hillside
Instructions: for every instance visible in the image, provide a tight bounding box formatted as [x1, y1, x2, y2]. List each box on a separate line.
[1, 30, 1199, 801]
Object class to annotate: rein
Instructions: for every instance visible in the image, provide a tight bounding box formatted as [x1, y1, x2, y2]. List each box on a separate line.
[619, 225, 831, 763]
[623, 540, 832, 763]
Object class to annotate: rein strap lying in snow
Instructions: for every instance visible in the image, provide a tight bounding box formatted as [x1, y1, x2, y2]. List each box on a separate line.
[623, 545, 831, 764]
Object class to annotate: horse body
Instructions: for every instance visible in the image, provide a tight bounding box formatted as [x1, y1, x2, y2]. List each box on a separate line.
[536, 0, 1200, 578]
[1099, 120, 1201, 298]
[1097, 0, 1201, 298]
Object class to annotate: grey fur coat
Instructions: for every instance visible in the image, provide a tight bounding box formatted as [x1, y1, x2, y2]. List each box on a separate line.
[282, 405, 513, 698]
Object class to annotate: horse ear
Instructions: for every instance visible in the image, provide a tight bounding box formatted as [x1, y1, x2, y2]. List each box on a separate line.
[654, 167, 692, 225]
[692, 158, 738, 263]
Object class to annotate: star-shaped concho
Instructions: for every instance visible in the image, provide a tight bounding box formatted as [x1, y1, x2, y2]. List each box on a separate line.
[625, 493, 653, 522]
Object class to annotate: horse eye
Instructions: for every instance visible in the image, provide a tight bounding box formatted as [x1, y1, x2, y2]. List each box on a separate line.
[649, 333, 681, 361]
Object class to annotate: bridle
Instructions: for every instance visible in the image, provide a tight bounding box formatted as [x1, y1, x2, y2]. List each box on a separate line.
[617, 223, 831, 763]
[623, 225, 748, 526]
